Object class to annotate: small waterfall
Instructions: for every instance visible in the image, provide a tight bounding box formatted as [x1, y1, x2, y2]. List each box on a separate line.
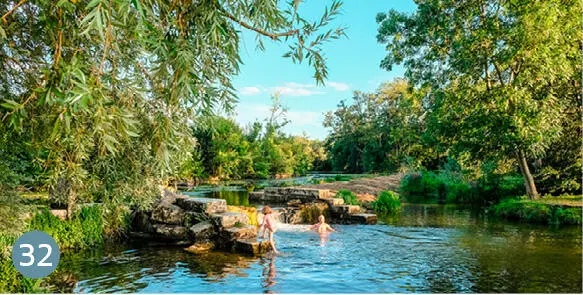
[257, 208, 308, 232]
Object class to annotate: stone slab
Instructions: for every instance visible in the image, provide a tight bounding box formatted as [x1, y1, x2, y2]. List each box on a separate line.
[219, 225, 257, 242]
[153, 224, 187, 240]
[350, 213, 378, 225]
[150, 201, 185, 225]
[175, 197, 227, 214]
[321, 198, 345, 206]
[234, 238, 272, 255]
[212, 212, 249, 228]
[331, 205, 360, 214]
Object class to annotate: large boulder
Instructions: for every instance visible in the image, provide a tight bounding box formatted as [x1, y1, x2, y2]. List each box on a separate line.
[188, 221, 216, 241]
[151, 201, 185, 225]
[176, 197, 227, 214]
[153, 224, 187, 240]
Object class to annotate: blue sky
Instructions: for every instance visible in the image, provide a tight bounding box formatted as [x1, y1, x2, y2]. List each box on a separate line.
[230, 0, 416, 140]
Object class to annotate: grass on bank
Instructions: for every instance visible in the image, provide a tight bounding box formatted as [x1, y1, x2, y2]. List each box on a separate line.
[400, 171, 525, 204]
[491, 196, 582, 225]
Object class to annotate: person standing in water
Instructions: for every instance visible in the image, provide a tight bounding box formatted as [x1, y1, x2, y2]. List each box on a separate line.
[259, 206, 279, 254]
[307, 215, 335, 233]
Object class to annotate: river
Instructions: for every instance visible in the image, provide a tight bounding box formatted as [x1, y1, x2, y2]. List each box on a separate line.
[52, 190, 582, 294]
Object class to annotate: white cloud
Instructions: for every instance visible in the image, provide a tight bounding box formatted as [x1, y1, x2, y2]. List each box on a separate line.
[238, 81, 349, 97]
[239, 86, 262, 96]
[327, 81, 350, 91]
[272, 85, 324, 96]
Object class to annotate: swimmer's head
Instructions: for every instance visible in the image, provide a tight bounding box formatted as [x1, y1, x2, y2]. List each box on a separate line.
[318, 215, 325, 223]
[262, 206, 273, 214]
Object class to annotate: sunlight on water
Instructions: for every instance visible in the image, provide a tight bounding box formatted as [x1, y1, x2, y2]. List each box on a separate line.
[55, 204, 582, 293]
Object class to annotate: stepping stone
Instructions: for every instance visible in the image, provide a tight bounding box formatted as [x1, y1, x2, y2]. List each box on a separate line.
[219, 225, 257, 242]
[212, 212, 248, 228]
[321, 198, 344, 206]
[176, 197, 226, 214]
[151, 201, 185, 225]
[188, 221, 215, 240]
[331, 205, 360, 214]
[234, 238, 271, 255]
[350, 213, 378, 225]
[184, 241, 215, 254]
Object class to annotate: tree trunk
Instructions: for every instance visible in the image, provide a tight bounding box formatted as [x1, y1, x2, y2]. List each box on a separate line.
[517, 149, 539, 199]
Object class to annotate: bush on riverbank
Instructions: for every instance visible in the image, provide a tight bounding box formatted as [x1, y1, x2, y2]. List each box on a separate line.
[336, 189, 360, 205]
[400, 171, 525, 204]
[491, 197, 582, 225]
[372, 191, 401, 213]
[0, 204, 107, 293]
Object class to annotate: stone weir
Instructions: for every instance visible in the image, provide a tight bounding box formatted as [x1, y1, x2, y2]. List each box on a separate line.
[250, 187, 378, 225]
[130, 191, 270, 256]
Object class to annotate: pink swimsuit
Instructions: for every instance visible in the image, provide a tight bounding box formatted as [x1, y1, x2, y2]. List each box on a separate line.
[262, 213, 277, 232]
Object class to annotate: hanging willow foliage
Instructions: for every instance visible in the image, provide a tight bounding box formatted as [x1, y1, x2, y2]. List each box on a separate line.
[0, 0, 346, 209]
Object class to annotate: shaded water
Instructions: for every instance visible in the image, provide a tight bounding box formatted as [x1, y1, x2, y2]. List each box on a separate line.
[54, 204, 582, 293]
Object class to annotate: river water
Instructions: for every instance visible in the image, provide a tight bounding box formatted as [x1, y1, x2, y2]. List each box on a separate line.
[54, 200, 582, 293]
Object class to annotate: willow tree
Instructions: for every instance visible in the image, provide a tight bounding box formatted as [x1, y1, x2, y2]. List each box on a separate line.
[377, 0, 581, 199]
[0, 0, 346, 213]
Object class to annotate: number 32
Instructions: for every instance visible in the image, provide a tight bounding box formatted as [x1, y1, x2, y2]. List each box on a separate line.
[19, 244, 53, 267]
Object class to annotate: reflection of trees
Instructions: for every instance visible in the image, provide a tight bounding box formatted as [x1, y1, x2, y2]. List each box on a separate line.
[457, 222, 582, 293]
[52, 244, 257, 293]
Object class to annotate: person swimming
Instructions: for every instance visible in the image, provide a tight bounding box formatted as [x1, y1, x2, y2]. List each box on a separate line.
[259, 206, 279, 254]
[307, 215, 335, 233]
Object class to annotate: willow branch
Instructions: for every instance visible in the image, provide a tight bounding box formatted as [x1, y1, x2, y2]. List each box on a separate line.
[1, 0, 25, 24]
[220, 8, 299, 40]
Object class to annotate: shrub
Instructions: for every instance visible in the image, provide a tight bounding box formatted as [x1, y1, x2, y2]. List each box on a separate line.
[28, 205, 104, 250]
[336, 189, 360, 205]
[372, 191, 401, 214]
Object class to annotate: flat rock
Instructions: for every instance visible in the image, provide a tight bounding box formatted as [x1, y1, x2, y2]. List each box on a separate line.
[151, 201, 185, 225]
[350, 213, 378, 225]
[161, 189, 189, 204]
[212, 212, 249, 228]
[153, 224, 187, 240]
[234, 238, 271, 255]
[184, 241, 215, 254]
[321, 198, 344, 206]
[188, 221, 215, 241]
[219, 225, 257, 242]
[331, 205, 360, 214]
[176, 197, 227, 214]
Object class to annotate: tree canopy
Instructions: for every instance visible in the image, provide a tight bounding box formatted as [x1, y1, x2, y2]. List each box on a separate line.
[376, 0, 582, 198]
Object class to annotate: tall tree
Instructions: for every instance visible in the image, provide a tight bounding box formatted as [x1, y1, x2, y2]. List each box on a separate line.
[377, 0, 582, 199]
[0, 0, 346, 208]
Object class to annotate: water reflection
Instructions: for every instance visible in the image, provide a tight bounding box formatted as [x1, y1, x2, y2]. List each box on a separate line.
[261, 256, 277, 292]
